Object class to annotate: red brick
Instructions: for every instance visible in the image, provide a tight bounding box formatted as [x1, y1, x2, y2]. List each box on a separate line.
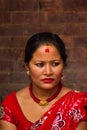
[21, 25, 52, 36]
[47, 24, 87, 36]
[62, 0, 87, 11]
[63, 81, 87, 92]
[10, 37, 27, 48]
[13, 59, 24, 72]
[9, 72, 29, 83]
[0, 12, 10, 24]
[0, 25, 24, 36]
[63, 71, 87, 89]
[0, 37, 11, 48]
[0, 83, 24, 97]
[0, 60, 13, 72]
[60, 35, 73, 47]
[0, 48, 22, 60]
[11, 12, 45, 25]
[67, 61, 87, 72]
[0, 36, 27, 48]
[63, 71, 77, 84]
[0, 73, 9, 83]
[0, 24, 74, 36]
[67, 48, 87, 61]
[0, 0, 39, 11]
[76, 72, 87, 84]
[39, 0, 62, 11]
[0, 25, 51, 36]
[0, 84, 11, 97]
[73, 37, 87, 47]
[76, 84, 87, 92]
[47, 12, 87, 24]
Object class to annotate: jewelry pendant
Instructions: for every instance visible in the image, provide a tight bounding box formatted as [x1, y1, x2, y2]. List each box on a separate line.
[39, 100, 48, 106]
[29, 82, 63, 107]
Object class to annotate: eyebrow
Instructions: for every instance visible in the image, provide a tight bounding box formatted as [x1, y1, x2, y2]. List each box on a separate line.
[35, 59, 62, 62]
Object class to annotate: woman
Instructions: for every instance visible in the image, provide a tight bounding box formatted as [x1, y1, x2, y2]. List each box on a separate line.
[0, 32, 87, 130]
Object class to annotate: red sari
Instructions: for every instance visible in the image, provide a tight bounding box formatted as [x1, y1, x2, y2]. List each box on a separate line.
[0, 90, 87, 130]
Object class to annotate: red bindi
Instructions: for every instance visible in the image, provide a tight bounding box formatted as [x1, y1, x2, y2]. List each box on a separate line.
[45, 45, 50, 53]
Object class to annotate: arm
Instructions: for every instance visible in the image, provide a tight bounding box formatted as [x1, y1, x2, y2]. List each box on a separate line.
[76, 121, 87, 130]
[0, 93, 17, 130]
[0, 120, 17, 130]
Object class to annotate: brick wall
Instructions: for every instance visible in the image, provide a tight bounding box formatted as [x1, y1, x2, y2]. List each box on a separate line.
[0, 0, 87, 98]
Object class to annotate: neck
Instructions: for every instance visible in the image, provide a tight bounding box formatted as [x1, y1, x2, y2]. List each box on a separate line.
[29, 82, 63, 106]
[33, 85, 59, 100]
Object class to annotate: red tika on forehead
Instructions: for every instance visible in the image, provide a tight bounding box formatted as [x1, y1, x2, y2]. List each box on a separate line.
[45, 45, 50, 53]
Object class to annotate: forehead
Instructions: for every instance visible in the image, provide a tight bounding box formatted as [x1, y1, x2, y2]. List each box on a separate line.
[32, 45, 61, 60]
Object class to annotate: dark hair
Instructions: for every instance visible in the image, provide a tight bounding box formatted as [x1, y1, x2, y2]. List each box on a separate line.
[24, 32, 67, 65]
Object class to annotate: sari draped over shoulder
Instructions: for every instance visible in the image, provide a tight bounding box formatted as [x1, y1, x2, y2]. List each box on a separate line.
[0, 91, 87, 130]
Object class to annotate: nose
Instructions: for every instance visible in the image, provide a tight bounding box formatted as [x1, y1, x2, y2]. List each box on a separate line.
[44, 64, 53, 75]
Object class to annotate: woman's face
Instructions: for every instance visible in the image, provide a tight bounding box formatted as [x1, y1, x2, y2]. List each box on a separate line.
[27, 45, 64, 90]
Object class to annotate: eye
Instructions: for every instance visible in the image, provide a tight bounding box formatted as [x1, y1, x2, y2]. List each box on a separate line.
[35, 63, 44, 67]
[52, 62, 60, 67]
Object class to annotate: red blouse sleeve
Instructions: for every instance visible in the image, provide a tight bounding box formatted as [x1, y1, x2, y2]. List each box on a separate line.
[82, 92, 87, 121]
[0, 92, 16, 125]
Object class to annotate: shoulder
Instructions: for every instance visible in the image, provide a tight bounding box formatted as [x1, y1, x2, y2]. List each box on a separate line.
[1, 86, 29, 108]
[0, 92, 17, 123]
[16, 86, 30, 100]
[65, 90, 87, 103]
[67, 90, 87, 113]
[72, 91, 87, 107]
[1, 92, 18, 117]
[62, 87, 87, 107]
[63, 86, 87, 99]
[70, 90, 87, 100]
[68, 91, 87, 121]
[1, 92, 16, 107]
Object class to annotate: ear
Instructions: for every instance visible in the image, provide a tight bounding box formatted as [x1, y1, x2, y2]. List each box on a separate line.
[24, 63, 29, 71]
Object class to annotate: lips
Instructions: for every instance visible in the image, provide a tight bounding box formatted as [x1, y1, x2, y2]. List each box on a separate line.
[42, 78, 54, 83]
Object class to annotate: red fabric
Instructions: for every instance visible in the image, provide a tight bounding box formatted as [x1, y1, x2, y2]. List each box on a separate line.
[0, 92, 33, 130]
[0, 91, 87, 130]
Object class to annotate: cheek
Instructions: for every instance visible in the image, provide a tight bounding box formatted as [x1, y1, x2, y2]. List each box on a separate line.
[55, 67, 64, 77]
[55, 71, 62, 78]
[29, 68, 42, 78]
